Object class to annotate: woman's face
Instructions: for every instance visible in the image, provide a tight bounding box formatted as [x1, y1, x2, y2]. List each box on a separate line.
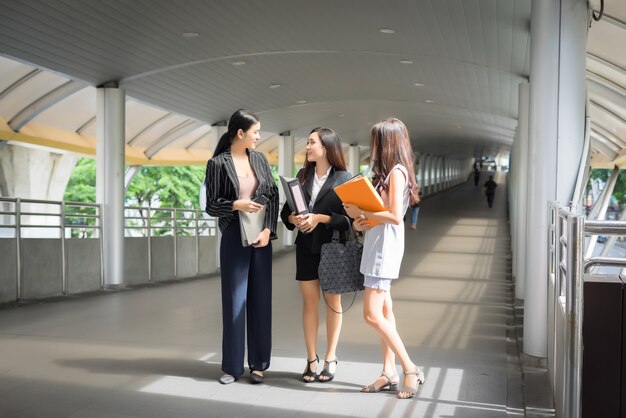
[239, 122, 261, 149]
[306, 132, 326, 163]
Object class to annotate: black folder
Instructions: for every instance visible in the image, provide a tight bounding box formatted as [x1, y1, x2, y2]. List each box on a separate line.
[279, 176, 309, 215]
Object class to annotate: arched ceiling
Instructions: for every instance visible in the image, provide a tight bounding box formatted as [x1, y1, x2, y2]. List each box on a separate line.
[0, 0, 622, 167]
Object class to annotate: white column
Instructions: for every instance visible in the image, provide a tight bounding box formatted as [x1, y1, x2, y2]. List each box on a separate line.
[556, 0, 587, 204]
[427, 155, 435, 195]
[515, 81, 530, 300]
[524, 0, 560, 358]
[348, 145, 360, 176]
[278, 134, 295, 246]
[96, 86, 125, 287]
[424, 155, 432, 195]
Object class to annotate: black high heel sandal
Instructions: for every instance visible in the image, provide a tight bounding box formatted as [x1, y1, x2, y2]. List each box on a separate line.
[302, 354, 319, 383]
[318, 359, 337, 382]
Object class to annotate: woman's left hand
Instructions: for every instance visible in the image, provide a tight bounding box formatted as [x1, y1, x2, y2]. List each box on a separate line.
[343, 204, 363, 220]
[252, 228, 271, 248]
[296, 213, 319, 234]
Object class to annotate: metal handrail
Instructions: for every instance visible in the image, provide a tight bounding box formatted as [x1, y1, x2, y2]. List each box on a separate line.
[549, 202, 626, 418]
[0, 197, 216, 297]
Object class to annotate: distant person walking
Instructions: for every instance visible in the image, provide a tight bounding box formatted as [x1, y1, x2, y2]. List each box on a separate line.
[409, 187, 422, 230]
[483, 176, 497, 208]
[473, 168, 480, 187]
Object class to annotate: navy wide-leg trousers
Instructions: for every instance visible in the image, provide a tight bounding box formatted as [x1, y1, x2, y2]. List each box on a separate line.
[219, 221, 272, 377]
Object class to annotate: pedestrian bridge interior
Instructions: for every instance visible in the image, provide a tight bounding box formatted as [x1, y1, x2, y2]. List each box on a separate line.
[0, 1, 625, 417]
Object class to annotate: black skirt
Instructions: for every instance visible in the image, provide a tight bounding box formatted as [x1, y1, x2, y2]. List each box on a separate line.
[295, 244, 321, 281]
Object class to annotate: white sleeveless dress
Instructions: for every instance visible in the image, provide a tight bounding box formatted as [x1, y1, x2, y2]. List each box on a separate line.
[360, 164, 410, 280]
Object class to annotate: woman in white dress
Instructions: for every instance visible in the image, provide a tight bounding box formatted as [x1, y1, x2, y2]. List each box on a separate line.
[344, 118, 424, 400]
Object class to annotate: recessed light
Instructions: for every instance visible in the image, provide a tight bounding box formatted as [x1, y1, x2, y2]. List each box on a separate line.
[414, 83, 425, 87]
[182, 32, 199, 38]
[296, 100, 307, 104]
[425, 99, 434, 103]
[269, 84, 281, 89]
[400, 60, 413, 64]
[232, 60, 246, 66]
[337, 113, 346, 118]
[379, 28, 395, 34]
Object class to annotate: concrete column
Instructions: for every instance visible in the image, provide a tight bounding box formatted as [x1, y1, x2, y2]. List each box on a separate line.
[278, 134, 295, 246]
[96, 86, 125, 287]
[348, 145, 360, 176]
[424, 155, 432, 195]
[556, 0, 587, 204]
[418, 154, 426, 189]
[515, 81, 530, 300]
[0, 144, 78, 238]
[524, 0, 560, 358]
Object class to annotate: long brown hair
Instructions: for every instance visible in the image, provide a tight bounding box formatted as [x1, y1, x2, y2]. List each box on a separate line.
[297, 127, 347, 185]
[370, 118, 419, 206]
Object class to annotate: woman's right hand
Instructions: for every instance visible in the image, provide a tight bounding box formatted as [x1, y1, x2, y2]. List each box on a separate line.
[233, 199, 263, 213]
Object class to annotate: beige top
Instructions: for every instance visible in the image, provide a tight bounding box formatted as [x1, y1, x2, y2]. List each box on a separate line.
[238, 174, 259, 199]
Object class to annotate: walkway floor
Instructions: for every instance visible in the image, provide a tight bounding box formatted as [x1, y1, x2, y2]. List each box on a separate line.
[0, 173, 527, 417]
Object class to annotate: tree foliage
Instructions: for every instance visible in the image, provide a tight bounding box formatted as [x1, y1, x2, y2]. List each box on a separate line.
[64, 158, 206, 209]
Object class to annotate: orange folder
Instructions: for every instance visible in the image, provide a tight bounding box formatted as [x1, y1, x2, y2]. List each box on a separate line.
[334, 175, 386, 226]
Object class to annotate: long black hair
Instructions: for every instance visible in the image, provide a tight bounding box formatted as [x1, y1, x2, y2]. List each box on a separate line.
[297, 127, 347, 186]
[213, 109, 260, 157]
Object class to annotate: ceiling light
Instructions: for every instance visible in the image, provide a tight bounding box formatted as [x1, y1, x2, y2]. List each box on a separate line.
[425, 99, 434, 103]
[400, 60, 413, 64]
[296, 100, 307, 104]
[337, 113, 346, 118]
[232, 60, 246, 66]
[182, 32, 199, 38]
[379, 28, 395, 34]
[414, 83, 425, 87]
[269, 84, 281, 89]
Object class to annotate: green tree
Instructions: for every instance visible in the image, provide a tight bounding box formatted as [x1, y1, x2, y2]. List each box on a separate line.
[64, 158, 96, 203]
[126, 165, 205, 209]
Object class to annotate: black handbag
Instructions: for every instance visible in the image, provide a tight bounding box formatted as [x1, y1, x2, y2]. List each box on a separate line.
[318, 229, 364, 312]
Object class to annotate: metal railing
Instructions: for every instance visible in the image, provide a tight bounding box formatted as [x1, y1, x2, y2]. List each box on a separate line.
[0, 197, 216, 300]
[548, 202, 626, 418]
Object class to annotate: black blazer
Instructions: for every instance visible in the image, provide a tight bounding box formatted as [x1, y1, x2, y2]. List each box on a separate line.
[205, 149, 279, 239]
[280, 167, 352, 254]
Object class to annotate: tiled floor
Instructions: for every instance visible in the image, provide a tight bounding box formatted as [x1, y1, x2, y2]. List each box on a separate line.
[0, 173, 529, 417]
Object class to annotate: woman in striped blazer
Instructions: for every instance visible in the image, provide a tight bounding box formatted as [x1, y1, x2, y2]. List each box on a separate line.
[204, 109, 278, 385]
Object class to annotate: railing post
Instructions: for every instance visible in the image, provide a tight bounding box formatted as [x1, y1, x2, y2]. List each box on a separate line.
[99, 203, 104, 288]
[61, 201, 67, 295]
[15, 198, 21, 300]
[173, 209, 177, 279]
[195, 209, 200, 276]
[147, 207, 152, 283]
[570, 213, 584, 418]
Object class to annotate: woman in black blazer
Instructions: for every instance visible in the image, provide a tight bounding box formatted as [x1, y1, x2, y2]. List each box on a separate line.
[280, 127, 352, 383]
[205, 109, 278, 385]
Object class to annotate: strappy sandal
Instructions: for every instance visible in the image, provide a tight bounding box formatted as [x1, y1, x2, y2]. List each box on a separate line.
[302, 354, 319, 383]
[397, 367, 425, 399]
[318, 359, 337, 383]
[360, 371, 399, 393]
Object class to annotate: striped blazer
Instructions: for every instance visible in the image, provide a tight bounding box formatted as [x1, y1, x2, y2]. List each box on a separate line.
[204, 149, 279, 239]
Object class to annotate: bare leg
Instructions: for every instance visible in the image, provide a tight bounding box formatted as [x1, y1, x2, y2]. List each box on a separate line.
[380, 291, 397, 374]
[363, 287, 419, 398]
[299, 280, 320, 381]
[364, 292, 398, 391]
[319, 291, 342, 381]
